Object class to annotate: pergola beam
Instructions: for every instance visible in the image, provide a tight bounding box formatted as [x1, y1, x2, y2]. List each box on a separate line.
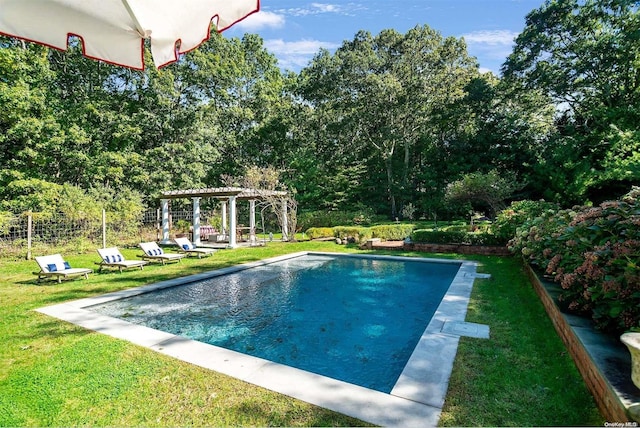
[160, 187, 287, 201]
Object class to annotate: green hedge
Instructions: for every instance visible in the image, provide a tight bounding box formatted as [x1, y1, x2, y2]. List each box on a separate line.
[370, 224, 415, 240]
[412, 229, 506, 246]
[333, 226, 372, 242]
[412, 230, 467, 244]
[305, 227, 335, 239]
[298, 209, 385, 229]
[442, 225, 468, 233]
[305, 224, 416, 243]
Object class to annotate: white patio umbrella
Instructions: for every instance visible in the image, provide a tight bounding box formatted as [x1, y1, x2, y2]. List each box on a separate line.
[0, 0, 260, 70]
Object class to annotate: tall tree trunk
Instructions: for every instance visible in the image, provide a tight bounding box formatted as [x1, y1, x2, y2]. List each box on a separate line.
[385, 156, 397, 218]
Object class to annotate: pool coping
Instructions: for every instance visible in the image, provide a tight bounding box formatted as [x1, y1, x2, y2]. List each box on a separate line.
[35, 251, 484, 427]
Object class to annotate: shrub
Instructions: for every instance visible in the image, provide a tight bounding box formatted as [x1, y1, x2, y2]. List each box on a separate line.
[333, 226, 372, 243]
[297, 208, 382, 229]
[510, 187, 640, 334]
[412, 230, 469, 244]
[444, 169, 521, 218]
[305, 227, 334, 239]
[0, 211, 13, 235]
[370, 224, 415, 240]
[412, 228, 507, 246]
[306, 224, 415, 242]
[492, 200, 560, 243]
[174, 219, 191, 233]
[443, 224, 468, 232]
[508, 208, 577, 271]
[467, 232, 508, 246]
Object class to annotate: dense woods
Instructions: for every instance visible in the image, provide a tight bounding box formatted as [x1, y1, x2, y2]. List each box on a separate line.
[0, 0, 638, 220]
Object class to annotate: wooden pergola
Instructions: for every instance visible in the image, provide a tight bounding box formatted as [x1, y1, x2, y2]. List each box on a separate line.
[159, 187, 288, 248]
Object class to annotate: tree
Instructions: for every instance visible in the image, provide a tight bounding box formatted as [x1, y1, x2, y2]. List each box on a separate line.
[0, 38, 64, 182]
[502, 0, 640, 202]
[442, 73, 557, 199]
[180, 33, 287, 181]
[298, 26, 479, 218]
[444, 170, 522, 218]
[239, 166, 298, 241]
[503, 0, 640, 113]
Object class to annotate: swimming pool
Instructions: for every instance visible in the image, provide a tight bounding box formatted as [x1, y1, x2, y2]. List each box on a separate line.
[37, 252, 485, 426]
[88, 254, 461, 392]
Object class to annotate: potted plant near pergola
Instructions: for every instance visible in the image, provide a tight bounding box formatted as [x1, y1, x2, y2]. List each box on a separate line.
[173, 219, 191, 239]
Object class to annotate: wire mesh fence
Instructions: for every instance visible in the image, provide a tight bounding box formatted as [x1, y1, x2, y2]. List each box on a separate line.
[0, 209, 214, 259]
[0, 205, 283, 259]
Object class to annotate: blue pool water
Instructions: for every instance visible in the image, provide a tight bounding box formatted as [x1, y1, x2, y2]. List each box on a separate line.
[90, 254, 461, 392]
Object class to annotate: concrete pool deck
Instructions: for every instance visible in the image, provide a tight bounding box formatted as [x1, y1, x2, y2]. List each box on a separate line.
[36, 251, 489, 427]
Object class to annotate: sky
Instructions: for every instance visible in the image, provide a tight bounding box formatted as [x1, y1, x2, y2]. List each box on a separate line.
[225, 0, 545, 75]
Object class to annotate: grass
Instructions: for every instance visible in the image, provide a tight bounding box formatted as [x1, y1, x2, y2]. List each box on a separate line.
[438, 256, 604, 426]
[0, 241, 603, 426]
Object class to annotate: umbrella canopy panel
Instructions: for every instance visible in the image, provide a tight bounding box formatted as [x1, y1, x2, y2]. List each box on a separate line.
[0, 0, 260, 69]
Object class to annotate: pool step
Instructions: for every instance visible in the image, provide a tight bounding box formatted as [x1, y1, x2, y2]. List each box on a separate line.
[464, 272, 491, 279]
[441, 320, 490, 339]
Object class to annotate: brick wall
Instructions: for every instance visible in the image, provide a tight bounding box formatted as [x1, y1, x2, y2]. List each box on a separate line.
[525, 265, 631, 422]
[404, 242, 512, 256]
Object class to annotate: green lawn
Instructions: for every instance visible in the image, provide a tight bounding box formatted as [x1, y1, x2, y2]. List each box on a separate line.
[0, 241, 603, 426]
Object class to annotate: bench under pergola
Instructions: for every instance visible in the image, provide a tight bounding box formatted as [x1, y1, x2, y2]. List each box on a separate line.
[159, 187, 288, 248]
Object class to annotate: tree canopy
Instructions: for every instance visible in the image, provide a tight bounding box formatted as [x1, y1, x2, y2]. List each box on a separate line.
[503, 0, 640, 202]
[1, 0, 638, 219]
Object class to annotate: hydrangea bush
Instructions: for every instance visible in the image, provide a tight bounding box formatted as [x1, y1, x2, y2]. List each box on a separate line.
[509, 188, 640, 334]
[492, 200, 560, 244]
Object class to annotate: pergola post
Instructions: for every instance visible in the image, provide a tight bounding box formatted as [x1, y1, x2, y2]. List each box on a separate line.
[228, 196, 237, 248]
[249, 199, 256, 244]
[160, 199, 171, 244]
[281, 199, 289, 241]
[221, 201, 228, 237]
[192, 197, 201, 245]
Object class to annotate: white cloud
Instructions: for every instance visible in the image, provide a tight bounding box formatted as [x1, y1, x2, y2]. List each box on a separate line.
[462, 30, 518, 46]
[265, 39, 339, 55]
[281, 3, 364, 17]
[234, 11, 285, 31]
[265, 39, 341, 70]
[310, 3, 340, 13]
[462, 30, 519, 62]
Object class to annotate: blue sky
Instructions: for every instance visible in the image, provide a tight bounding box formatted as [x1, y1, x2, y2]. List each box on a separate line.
[226, 0, 544, 75]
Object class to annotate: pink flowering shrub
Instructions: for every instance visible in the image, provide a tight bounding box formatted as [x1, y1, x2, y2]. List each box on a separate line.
[509, 187, 640, 334]
[492, 200, 559, 243]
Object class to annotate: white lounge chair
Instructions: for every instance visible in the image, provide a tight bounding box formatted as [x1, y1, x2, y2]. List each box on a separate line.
[138, 241, 185, 265]
[96, 247, 148, 272]
[33, 254, 92, 283]
[174, 237, 216, 259]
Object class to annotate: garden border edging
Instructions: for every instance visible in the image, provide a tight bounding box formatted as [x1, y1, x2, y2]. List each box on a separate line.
[525, 264, 638, 422]
[403, 242, 511, 256]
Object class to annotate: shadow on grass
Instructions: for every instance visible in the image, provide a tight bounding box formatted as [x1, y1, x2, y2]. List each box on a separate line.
[11, 318, 90, 343]
[231, 400, 373, 427]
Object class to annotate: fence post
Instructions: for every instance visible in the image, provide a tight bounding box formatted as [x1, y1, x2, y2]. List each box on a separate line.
[26, 212, 32, 260]
[102, 209, 107, 249]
